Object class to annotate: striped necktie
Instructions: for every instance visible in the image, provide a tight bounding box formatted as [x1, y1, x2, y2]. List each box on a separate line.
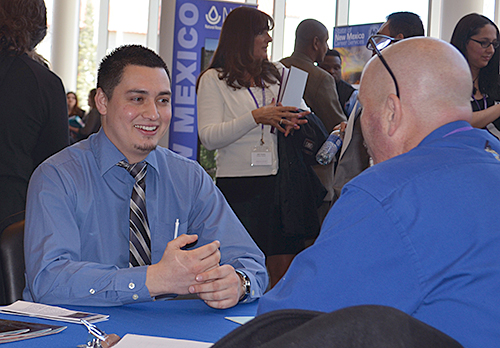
[118, 160, 152, 267]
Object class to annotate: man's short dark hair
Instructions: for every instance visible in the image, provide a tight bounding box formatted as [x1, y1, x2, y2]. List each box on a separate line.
[294, 19, 328, 49]
[97, 45, 171, 100]
[386, 12, 425, 38]
[325, 49, 341, 61]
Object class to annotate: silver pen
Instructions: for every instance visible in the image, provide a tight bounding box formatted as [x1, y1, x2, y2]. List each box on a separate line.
[174, 218, 179, 239]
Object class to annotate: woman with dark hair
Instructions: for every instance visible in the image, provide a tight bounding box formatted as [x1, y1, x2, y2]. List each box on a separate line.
[197, 6, 309, 288]
[0, 0, 68, 231]
[67, 91, 85, 118]
[70, 88, 101, 142]
[450, 13, 500, 136]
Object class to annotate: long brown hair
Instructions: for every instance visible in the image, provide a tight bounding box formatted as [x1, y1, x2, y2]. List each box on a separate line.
[197, 7, 280, 90]
[0, 0, 47, 55]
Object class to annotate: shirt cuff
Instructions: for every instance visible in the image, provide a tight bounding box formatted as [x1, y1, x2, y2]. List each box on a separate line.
[112, 266, 152, 304]
[236, 269, 259, 303]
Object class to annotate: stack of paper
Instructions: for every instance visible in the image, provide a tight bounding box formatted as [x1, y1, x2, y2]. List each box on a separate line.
[277, 66, 309, 108]
[0, 318, 66, 343]
[0, 301, 108, 323]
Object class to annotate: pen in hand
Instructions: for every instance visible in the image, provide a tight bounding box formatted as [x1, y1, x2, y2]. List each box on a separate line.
[174, 218, 179, 239]
[174, 219, 198, 250]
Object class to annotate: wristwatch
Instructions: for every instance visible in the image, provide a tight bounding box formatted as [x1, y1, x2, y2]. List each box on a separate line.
[235, 270, 251, 302]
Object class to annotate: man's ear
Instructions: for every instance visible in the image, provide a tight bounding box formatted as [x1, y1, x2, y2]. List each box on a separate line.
[312, 36, 320, 51]
[94, 87, 108, 116]
[385, 94, 402, 137]
[95, 88, 108, 116]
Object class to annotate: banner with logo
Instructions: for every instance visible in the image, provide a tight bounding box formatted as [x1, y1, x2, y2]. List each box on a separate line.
[169, 0, 255, 160]
[333, 23, 382, 86]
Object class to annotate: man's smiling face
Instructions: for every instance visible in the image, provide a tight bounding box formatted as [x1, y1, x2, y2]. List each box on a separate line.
[97, 64, 172, 163]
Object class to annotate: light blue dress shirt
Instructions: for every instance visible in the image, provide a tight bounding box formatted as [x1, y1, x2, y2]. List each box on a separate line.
[23, 129, 268, 306]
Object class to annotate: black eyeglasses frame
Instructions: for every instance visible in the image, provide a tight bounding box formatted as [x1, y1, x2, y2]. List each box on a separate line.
[366, 35, 400, 98]
[469, 38, 500, 49]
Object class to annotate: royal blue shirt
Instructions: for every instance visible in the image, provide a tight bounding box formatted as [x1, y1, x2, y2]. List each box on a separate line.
[257, 121, 500, 347]
[24, 129, 267, 306]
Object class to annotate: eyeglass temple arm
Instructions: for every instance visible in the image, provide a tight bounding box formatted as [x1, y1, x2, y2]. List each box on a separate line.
[376, 53, 400, 98]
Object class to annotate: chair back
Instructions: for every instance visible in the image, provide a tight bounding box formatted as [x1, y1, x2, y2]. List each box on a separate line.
[0, 220, 25, 304]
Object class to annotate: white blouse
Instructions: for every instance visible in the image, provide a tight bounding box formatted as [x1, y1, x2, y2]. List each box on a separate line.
[197, 66, 282, 178]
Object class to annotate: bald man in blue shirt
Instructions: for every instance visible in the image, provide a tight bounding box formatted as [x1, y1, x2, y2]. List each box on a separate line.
[257, 37, 500, 347]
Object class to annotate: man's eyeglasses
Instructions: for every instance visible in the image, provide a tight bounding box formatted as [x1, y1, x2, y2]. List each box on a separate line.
[366, 35, 400, 98]
[469, 38, 500, 49]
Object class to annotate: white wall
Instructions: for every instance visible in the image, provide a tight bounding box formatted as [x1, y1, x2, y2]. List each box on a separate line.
[439, 0, 484, 41]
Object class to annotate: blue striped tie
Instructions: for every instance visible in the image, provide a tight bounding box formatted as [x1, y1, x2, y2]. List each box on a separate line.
[118, 161, 152, 267]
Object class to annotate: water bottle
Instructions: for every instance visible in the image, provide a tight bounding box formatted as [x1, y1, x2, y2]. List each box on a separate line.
[316, 129, 343, 165]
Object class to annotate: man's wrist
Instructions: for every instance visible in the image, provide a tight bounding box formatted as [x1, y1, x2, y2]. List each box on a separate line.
[235, 270, 251, 302]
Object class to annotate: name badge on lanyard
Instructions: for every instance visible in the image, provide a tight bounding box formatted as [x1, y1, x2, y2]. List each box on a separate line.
[248, 87, 272, 166]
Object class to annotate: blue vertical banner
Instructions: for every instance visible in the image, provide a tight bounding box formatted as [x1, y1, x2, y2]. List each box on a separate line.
[333, 23, 382, 86]
[169, 0, 254, 160]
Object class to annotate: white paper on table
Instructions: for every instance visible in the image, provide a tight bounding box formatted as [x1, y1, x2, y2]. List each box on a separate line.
[113, 334, 213, 348]
[278, 66, 308, 108]
[224, 316, 254, 325]
[0, 300, 108, 323]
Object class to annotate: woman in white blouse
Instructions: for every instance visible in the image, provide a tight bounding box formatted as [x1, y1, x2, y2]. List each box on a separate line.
[197, 6, 308, 288]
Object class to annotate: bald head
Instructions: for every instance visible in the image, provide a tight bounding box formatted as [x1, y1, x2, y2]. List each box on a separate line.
[359, 37, 473, 164]
[295, 19, 328, 45]
[293, 19, 329, 62]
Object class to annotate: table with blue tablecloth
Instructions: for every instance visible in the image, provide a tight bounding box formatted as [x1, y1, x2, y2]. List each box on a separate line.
[0, 299, 258, 347]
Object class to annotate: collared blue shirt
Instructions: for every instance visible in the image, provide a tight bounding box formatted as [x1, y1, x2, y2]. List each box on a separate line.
[257, 121, 500, 347]
[24, 129, 267, 306]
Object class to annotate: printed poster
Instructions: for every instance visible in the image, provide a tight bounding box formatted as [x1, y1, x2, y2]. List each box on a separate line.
[169, 0, 255, 160]
[333, 23, 383, 86]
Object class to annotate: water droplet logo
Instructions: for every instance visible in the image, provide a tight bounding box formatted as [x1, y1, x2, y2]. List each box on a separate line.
[206, 6, 221, 25]
[369, 25, 380, 37]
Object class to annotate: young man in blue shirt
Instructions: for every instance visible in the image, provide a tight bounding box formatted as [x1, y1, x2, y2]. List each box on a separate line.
[23, 45, 267, 308]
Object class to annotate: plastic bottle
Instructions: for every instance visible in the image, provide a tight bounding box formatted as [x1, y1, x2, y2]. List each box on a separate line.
[316, 129, 343, 165]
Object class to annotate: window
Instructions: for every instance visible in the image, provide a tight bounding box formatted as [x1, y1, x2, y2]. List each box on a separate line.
[77, 0, 100, 107]
[483, 0, 496, 21]
[107, 0, 150, 48]
[36, 0, 53, 63]
[282, 0, 337, 58]
[348, 0, 429, 34]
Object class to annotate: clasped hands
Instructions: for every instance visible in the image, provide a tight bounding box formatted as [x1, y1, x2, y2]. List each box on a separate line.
[146, 234, 242, 309]
[251, 100, 310, 136]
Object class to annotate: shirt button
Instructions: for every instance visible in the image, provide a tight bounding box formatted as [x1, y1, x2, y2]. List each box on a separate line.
[128, 282, 135, 290]
[132, 294, 139, 300]
[251, 290, 255, 296]
[89, 289, 96, 295]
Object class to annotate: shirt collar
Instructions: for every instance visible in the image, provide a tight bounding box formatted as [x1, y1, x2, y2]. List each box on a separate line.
[418, 120, 473, 147]
[91, 129, 159, 177]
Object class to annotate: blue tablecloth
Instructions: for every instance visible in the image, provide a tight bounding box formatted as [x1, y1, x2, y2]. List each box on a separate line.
[0, 299, 258, 347]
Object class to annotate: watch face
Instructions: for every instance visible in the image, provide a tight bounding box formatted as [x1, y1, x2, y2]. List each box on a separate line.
[236, 270, 251, 297]
[244, 278, 251, 293]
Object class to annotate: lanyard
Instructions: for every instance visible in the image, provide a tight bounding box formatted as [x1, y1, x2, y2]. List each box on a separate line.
[247, 87, 266, 109]
[248, 87, 266, 145]
[443, 125, 473, 138]
[472, 93, 487, 111]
